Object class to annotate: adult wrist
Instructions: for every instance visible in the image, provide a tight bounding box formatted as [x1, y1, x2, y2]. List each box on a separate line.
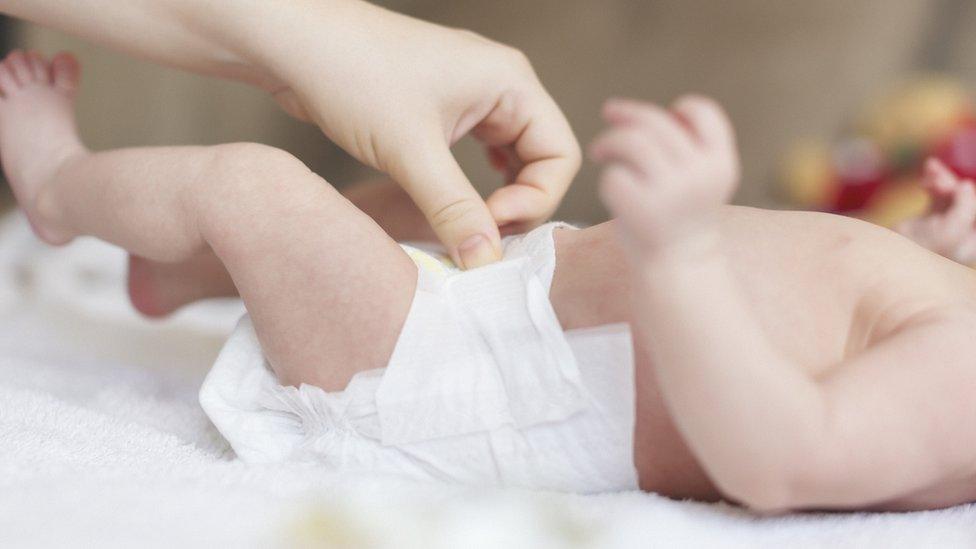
[207, 0, 374, 90]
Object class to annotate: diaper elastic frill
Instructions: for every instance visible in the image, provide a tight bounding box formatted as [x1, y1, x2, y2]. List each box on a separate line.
[199, 223, 639, 493]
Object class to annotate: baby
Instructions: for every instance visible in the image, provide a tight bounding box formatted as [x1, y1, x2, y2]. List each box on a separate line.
[3, 50, 976, 513]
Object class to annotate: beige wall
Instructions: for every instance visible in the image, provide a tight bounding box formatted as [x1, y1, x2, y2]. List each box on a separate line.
[19, 0, 976, 223]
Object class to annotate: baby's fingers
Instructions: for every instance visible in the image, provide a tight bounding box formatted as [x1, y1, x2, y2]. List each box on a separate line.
[896, 217, 924, 240]
[941, 183, 976, 243]
[603, 99, 696, 159]
[672, 95, 736, 152]
[953, 233, 976, 265]
[599, 164, 644, 214]
[589, 126, 669, 179]
[598, 163, 663, 242]
[923, 158, 961, 213]
[924, 158, 959, 195]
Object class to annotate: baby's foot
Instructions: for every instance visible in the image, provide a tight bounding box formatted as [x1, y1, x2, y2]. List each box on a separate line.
[589, 96, 740, 260]
[128, 253, 238, 318]
[0, 50, 84, 244]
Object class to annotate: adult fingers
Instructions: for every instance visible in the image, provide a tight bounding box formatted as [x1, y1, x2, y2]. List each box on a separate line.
[391, 136, 502, 269]
[473, 85, 581, 229]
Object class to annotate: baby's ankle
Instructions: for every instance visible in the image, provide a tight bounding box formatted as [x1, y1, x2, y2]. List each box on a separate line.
[27, 149, 86, 246]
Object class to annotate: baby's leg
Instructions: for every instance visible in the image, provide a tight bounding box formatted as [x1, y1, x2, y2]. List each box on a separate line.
[127, 178, 438, 318]
[127, 252, 238, 318]
[0, 51, 416, 391]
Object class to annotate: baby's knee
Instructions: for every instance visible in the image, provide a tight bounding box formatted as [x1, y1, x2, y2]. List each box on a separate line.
[191, 142, 335, 245]
[199, 142, 311, 200]
[193, 143, 327, 220]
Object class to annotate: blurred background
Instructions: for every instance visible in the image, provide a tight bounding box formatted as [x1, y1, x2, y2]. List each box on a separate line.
[6, 0, 976, 225]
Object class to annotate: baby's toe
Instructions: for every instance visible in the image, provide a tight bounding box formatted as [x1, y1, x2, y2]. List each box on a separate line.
[50, 52, 80, 94]
[26, 51, 49, 84]
[5, 50, 34, 86]
[0, 60, 18, 98]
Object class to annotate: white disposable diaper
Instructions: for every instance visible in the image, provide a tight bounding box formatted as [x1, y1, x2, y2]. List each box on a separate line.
[199, 223, 639, 493]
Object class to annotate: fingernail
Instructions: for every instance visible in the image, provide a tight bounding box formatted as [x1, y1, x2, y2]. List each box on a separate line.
[458, 234, 499, 269]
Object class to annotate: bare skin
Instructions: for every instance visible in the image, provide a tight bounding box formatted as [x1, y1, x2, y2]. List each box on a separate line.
[587, 96, 976, 512]
[553, 211, 976, 511]
[898, 158, 976, 265]
[127, 178, 437, 318]
[0, 0, 583, 269]
[3, 53, 976, 513]
[0, 52, 417, 393]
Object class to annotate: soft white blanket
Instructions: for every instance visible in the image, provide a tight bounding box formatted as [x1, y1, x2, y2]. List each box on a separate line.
[0, 214, 972, 548]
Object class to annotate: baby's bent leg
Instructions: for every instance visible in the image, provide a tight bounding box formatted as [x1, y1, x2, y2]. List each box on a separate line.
[39, 143, 417, 391]
[127, 251, 238, 318]
[0, 51, 414, 390]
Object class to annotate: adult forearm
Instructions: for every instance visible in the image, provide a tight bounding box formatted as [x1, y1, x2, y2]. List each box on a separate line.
[0, 0, 343, 88]
[2, 0, 573, 267]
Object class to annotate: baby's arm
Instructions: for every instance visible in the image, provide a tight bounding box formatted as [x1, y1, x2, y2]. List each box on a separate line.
[897, 159, 976, 265]
[591, 97, 976, 511]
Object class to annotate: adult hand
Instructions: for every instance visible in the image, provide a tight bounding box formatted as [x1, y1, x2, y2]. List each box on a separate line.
[1, 0, 580, 268]
[264, 1, 581, 268]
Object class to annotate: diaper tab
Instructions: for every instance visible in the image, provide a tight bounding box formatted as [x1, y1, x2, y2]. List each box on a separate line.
[374, 257, 587, 447]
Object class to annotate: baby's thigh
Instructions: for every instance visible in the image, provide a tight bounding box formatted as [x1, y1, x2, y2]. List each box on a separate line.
[255, 214, 418, 393]
[198, 145, 418, 393]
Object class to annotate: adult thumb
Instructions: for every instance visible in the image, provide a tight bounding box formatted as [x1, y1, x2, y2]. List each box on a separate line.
[391, 141, 502, 269]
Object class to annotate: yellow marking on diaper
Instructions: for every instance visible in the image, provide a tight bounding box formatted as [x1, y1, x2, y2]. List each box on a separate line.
[402, 245, 456, 274]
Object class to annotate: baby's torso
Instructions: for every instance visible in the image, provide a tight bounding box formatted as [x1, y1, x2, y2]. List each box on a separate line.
[550, 206, 976, 503]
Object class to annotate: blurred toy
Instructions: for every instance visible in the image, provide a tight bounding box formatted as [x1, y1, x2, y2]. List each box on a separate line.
[781, 76, 975, 228]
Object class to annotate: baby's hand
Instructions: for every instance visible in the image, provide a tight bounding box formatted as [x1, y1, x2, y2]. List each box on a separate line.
[589, 96, 740, 260]
[898, 158, 976, 265]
